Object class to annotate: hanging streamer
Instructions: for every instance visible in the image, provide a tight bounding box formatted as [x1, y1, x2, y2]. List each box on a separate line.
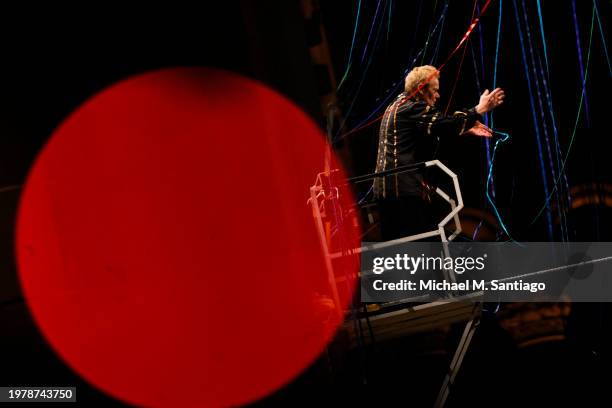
[335, 0, 390, 139]
[572, 0, 592, 127]
[512, 0, 553, 239]
[487, 132, 513, 239]
[337, 1, 450, 141]
[530, 3, 596, 225]
[334, 0, 448, 142]
[337, 0, 362, 91]
[337, 0, 493, 140]
[522, 0, 568, 240]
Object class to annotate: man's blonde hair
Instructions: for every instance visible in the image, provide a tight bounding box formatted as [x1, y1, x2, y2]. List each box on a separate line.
[404, 65, 440, 95]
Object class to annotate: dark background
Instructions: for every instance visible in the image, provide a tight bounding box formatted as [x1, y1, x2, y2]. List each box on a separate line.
[0, 1, 610, 406]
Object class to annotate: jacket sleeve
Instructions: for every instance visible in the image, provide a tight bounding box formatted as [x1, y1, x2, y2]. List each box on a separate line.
[408, 102, 482, 137]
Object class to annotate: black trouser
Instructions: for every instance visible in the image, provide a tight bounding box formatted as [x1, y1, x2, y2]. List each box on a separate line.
[378, 196, 436, 241]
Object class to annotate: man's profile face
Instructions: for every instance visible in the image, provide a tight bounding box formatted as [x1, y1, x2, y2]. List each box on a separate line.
[422, 77, 440, 107]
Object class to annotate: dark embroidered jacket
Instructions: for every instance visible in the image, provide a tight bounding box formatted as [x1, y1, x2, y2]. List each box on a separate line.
[373, 93, 481, 199]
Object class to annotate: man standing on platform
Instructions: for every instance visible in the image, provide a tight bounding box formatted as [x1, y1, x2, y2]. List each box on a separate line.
[373, 65, 504, 240]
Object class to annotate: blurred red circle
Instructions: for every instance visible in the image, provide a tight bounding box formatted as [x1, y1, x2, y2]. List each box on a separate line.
[16, 68, 360, 406]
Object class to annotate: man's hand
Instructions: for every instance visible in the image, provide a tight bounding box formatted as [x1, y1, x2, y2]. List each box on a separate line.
[463, 120, 493, 137]
[476, 88, 505, 115]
